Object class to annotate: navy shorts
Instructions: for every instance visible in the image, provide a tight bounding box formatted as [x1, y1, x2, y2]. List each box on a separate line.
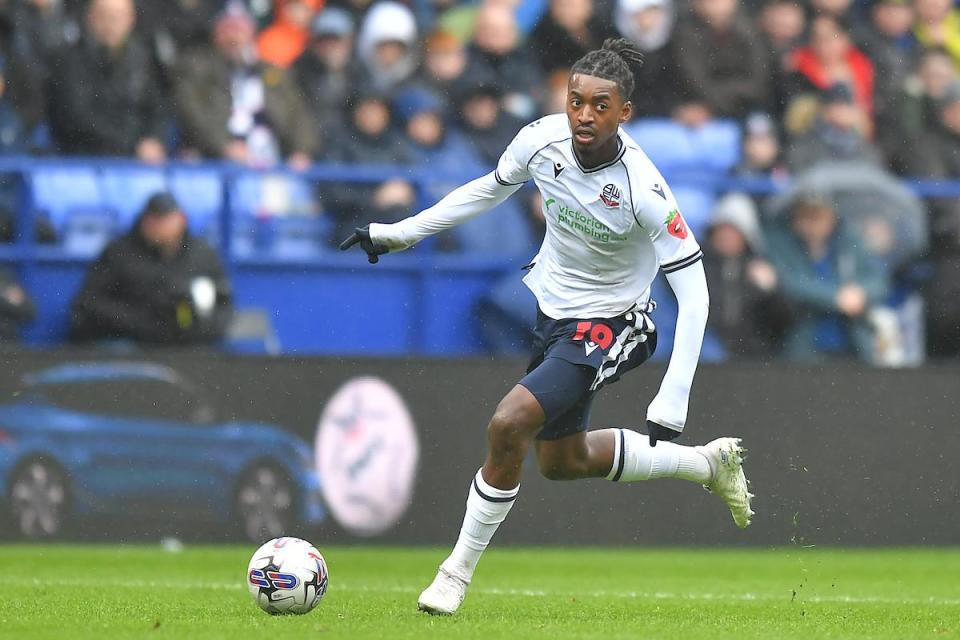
[518, 307, 657, 441]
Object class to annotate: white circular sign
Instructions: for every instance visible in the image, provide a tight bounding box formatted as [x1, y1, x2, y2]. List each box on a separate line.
[315, 377, 419, 537]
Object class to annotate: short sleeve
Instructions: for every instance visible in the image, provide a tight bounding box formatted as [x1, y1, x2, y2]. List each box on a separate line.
[632, 171, 703, 274]
[494, 119, 544, 186]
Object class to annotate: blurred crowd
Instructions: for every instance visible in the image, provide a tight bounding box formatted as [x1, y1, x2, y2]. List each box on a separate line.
[0, 0, 958, 363]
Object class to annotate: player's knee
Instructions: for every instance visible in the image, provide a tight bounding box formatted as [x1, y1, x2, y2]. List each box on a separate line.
[488, 398, 542, 448]
[487, 412, 527, 448]
[538, 462, 571, 481]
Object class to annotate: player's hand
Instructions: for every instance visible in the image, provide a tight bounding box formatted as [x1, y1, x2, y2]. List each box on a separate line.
[647, 420, 681, 447]
[339, 225, 388, 264]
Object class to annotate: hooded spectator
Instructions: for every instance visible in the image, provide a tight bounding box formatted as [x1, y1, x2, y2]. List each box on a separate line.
[736, 112, 787, 211]
[767, 190, 889, 362]
[395, 87, 477, 167]
[614, 0, 679, 116]
[69, 192, 233, 346]
[47, 0, 167, 162]
[703, 193, 792, 358]
[258, 0, 324, 68]
[174, 4, 318, 168]
[292, 7, 357, 135]
[787, 83, 883, 171]
[356, 1, 418, 94]
[672, 0, 769, 124]
[531, 0, 612, 74]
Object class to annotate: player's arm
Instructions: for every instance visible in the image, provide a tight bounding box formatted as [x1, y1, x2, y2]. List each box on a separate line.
[634, 180, 708, 446]
[341, 121, 539, 262]
[340, 173, 524, 262]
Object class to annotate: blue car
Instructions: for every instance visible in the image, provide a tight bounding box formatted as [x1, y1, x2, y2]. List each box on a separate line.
[0, 362, 324, 541]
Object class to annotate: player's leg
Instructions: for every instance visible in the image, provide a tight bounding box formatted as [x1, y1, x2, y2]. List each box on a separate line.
[532, 378, 711, 484]
[530, 328, 753, 527]
[418, 384, 546, 615]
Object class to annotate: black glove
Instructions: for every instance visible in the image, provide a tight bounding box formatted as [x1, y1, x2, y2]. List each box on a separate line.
[339, 225, 388, 264]
[647, 420, 681, 447]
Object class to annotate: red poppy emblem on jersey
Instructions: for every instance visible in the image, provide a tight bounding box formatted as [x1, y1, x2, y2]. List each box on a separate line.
[664, 209, 688, 239]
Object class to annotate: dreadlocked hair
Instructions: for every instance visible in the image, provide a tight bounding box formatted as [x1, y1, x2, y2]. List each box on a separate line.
[570, 38, 644, 100]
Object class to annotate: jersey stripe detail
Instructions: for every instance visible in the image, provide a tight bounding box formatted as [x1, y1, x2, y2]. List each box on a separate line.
[526, 136, 573, 172]
[619, 159, 641, 228]
[472, 477, 517, 503]
[661, 250, 704, 274]
[612, 429, 626, 482]
[494, 170, 526, 187]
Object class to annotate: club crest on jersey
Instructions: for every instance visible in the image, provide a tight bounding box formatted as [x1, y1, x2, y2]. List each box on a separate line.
[600, 184, 622, 208]
[664, 209, 689, 239]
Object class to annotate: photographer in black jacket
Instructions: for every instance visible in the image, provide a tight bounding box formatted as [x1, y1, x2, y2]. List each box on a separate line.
[69, 192, 232, 346]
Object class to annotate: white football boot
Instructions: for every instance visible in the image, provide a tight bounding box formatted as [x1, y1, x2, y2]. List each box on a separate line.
[697, 437, 755, 528]
[417, 567, 469, 615]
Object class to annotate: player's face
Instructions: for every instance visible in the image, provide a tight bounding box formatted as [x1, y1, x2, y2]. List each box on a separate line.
[566, 73, 632, 158]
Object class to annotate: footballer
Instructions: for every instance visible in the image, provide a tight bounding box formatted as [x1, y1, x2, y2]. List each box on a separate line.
[341, 38, 755, 616]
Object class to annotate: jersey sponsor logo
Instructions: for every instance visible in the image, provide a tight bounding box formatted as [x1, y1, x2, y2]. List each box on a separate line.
[664, 209, 689, 239]
[553, 162, 565, 178]
[651, 183, 666, 200]
[600, 184, 622, 208]
[550, 201, 628, 243]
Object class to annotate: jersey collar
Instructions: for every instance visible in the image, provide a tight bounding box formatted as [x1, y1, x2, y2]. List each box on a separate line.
[571, 135, 625, 174]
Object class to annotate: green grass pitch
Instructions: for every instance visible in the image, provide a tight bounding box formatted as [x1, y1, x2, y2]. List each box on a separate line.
[0, 546, 957, 639]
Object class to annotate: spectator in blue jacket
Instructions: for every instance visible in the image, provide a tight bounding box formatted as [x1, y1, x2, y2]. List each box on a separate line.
[767, 190, 890, 362]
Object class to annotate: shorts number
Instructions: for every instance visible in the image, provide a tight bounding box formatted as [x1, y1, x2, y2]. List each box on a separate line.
[572, 322, 614, 350]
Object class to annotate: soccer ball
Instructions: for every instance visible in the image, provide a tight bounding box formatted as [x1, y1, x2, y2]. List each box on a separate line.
[247, 537, 329, 615]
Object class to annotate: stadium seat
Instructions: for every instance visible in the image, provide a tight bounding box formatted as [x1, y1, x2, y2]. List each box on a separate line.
[229, 172, 318, 218]
[690, 120, 742, 172]
[61, 208, 116, 257]
[624, 118, 742, 173]
[29, 167, 115, 254]
[268, 216, 332, 259]
[671, 185, 716, 236]
[99, 167, 168, 230]
[29, 167, 103, 231]
[169, 168, 223, 244]
[623, 119, 697, 170]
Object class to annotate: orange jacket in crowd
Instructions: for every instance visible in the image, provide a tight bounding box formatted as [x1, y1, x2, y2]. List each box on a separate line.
[257, 0, 325, 68]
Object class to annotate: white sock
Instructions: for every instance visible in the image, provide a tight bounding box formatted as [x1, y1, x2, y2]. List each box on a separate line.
[440, 469, 519, 582]
[605, 428, 711, 483]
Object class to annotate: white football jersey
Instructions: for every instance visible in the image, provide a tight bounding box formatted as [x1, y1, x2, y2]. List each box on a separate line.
[495, 114, 702, 320]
